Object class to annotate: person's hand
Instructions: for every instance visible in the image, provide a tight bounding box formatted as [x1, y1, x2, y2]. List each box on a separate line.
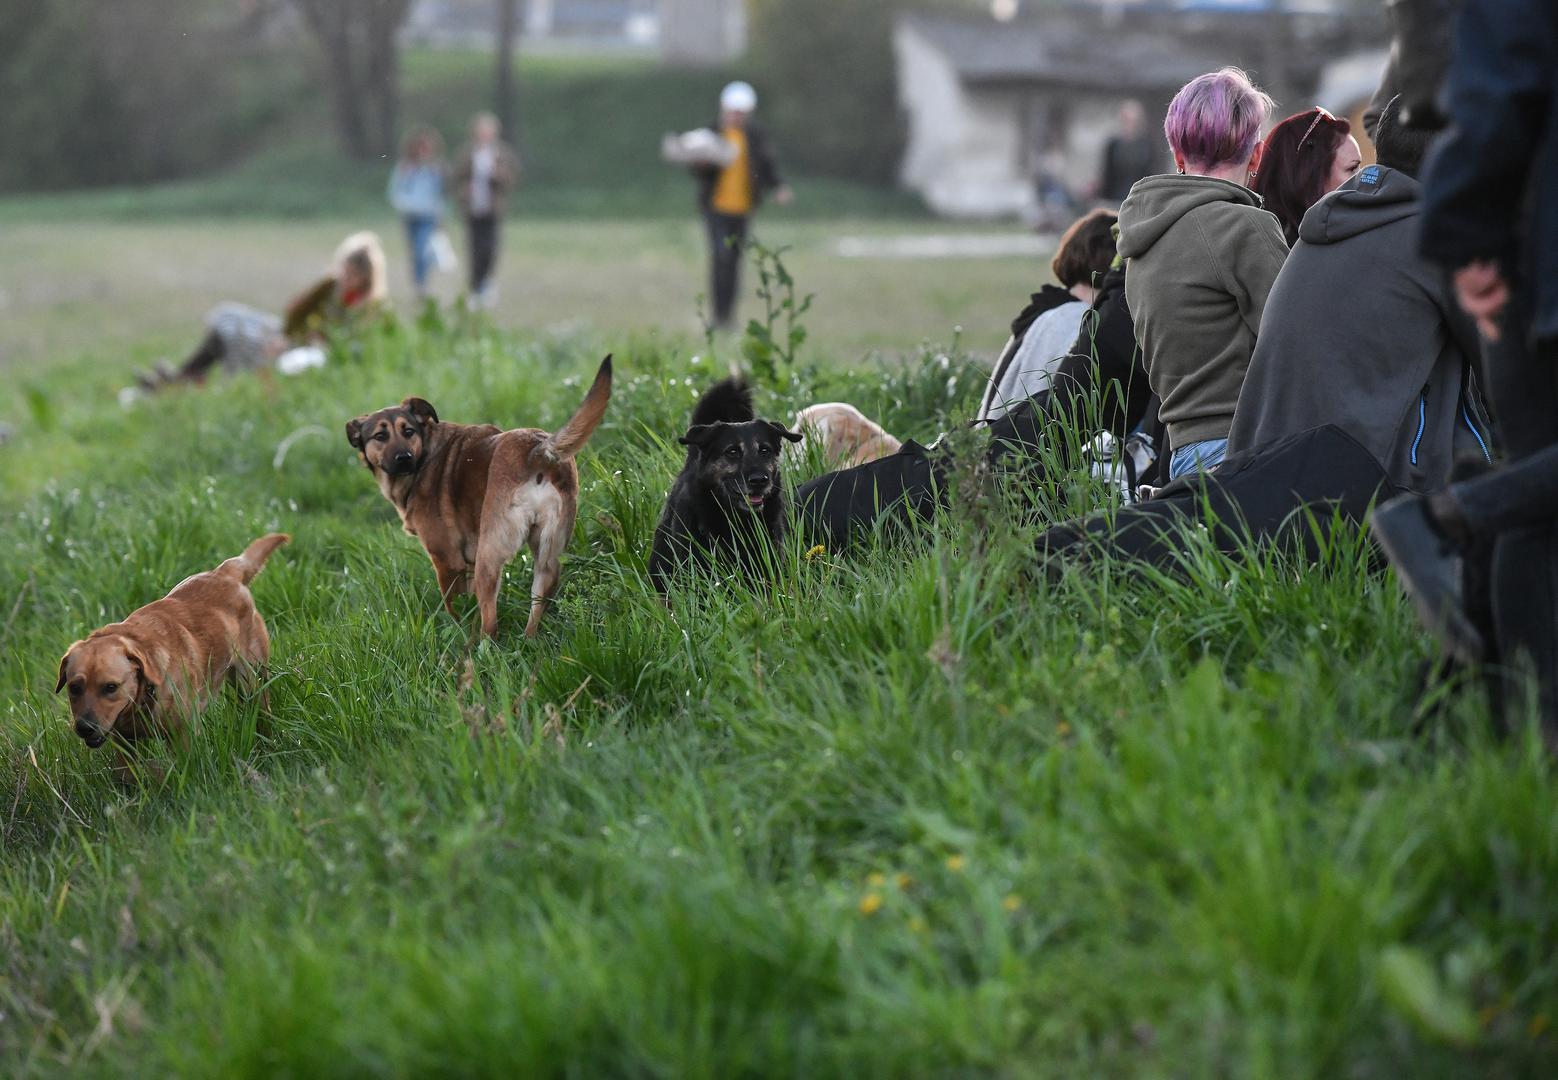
[1453, 260, 1510, 342]
[773, 185, 794, 207]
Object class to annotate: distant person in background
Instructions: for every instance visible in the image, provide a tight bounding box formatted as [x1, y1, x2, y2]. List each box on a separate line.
[387, 126, 447, 302]
[452, 112, 521, 310]
[693, 81, 791, 330]
[1251, 107, 1363, 246]
[1098, 101, 1158, 205]
[135, 232, 387, 392]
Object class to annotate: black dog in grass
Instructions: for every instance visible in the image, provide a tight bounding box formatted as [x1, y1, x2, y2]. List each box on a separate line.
[648, 377, 802, 592]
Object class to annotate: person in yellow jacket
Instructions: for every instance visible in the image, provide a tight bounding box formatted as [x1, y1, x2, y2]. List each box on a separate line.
[691, 81, 792, 330]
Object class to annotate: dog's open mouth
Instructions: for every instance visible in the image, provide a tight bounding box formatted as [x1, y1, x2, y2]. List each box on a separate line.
[746, 494, 766, 508]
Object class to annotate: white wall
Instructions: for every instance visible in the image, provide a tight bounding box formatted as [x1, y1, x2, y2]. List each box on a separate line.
[894, 23, 1035, 219]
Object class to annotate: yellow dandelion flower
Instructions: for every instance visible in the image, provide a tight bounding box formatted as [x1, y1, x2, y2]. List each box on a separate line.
[866, 871, 886, 888]
[1530, 1014, 1550, 1038]
[1056, 721, 1072, 738]
[945, 854, 966, 873]
[895, 872, 913, 890]
[804, 544, 827, 561]
[908, 916, 928, 934]
[859, 892, 884, 916]
[1002, 894, 1022, 912]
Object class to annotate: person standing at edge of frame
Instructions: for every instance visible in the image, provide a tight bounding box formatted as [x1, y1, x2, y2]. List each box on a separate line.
[453, 112, 522, 311]
[693, 81, 792, 332]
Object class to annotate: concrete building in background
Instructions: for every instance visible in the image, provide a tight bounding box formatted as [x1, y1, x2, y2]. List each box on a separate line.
[895, 7, 1386, 219]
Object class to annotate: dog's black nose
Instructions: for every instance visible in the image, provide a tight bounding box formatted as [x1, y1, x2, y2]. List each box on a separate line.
[75, 718, 100, 740]
[745, 472, 770, 491]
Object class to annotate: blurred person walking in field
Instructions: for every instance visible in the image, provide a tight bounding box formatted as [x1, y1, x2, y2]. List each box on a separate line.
[387, 126, 448, 302]
[1097, 101, 1158, 205]
[135, 232, 387, 392]
[452, 112, 521, 310]
[692, 81, 791, 331]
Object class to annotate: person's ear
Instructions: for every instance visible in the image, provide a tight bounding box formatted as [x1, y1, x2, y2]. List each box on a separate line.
[345, 415, 369, 451]
[401, 398, 439, 427]
[1173, 150, 1188, 175]
[763, 420, 803, 443]
[1247, 140, 1266, 177]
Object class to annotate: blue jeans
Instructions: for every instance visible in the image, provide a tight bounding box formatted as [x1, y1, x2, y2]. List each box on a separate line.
[1168, 437, 1229, 480]
[404, 214, 438, 292]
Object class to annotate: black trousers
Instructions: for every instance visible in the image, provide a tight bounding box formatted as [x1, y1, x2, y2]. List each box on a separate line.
[467, 214, 499, 294]
[704, 211, 748, 327]
[178, 328, 226, 380]
[1442, 299, 1558, 720]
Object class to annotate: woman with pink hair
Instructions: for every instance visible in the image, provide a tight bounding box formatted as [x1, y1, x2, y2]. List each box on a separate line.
[1116, 67, 1290, 480]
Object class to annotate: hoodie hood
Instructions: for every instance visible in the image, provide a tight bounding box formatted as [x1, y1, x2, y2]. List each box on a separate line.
[1298, 165, 1421, 245]
[1116, 174, 1264, 259]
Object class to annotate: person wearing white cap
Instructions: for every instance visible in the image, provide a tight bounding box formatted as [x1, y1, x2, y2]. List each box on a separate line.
[692, 80, 792, 329]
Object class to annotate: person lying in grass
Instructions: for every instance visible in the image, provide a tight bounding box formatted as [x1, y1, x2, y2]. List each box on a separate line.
[134, 231, 388, 392]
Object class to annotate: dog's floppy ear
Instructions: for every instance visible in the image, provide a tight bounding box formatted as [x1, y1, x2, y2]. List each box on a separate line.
[124, 646, 161, 708]
[55, 642, 82, 693]
[762, 420, 804, 444]
[401, 397, 439, 427]
[679, 423, 720, 449]
[346, 415, 369, 451]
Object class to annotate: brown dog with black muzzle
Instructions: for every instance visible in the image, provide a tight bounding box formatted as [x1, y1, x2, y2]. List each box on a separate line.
[346, 356, 612, 638]
[56, 533, 289, 781]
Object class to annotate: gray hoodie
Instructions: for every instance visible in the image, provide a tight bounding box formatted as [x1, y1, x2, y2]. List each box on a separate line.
[1117, 174, 1289, 450]
[1227, 165, 1492, 493]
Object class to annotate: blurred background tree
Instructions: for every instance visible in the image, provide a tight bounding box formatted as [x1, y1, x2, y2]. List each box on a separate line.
[0, 0, 294, 190]
[291, 0, 413, 159]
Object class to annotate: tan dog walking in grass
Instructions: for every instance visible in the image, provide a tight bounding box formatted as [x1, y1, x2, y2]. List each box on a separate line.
[346, 356, 613, 638]
[56, 533, 289, 782]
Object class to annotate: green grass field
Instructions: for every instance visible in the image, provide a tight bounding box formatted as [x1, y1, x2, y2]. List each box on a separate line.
[2, 46, 1556, 1076]
[2, 252, 1557, 1075]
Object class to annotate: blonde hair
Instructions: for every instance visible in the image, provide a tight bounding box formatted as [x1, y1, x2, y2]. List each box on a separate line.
[334, 231, 388, 304]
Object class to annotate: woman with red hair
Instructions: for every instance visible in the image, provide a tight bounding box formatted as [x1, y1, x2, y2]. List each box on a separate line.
[1252, 107, 1363, 246]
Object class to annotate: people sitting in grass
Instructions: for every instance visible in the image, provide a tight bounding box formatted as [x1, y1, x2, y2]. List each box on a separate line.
[1227, 95, 1492, 493]
[1115, 66, 1289, 480]
[1035, 94, 1497, 573]
[1251, 107, 1364, 247]
[136, 232, 387, 392]
[977, 208, 1118, 424]
[796, 207, 1152, 550]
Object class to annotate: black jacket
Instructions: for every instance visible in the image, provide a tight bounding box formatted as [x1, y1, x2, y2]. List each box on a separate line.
[1229, 166, 1493, 493]
[986, 261, 1153, 467]
[694, 120, 783, 214]
[1421, 0, 1558, 340]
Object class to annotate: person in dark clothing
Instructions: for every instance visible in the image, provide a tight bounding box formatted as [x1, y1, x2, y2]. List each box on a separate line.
[1098, 101, 1159, 205]
[1036, 97, 1499, 578]
[692, 81, 790, 330]
[451, 112, 521, 309]
[1229, 96, 1492, 494]
[797, 248, 1153, 552]
[1370, 0, 1558, 732]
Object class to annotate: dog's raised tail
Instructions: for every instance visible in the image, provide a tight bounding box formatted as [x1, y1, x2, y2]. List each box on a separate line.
[223, 533, 291, 584]
[548, 355, 614, 459]
[690, 376, 754, 427]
